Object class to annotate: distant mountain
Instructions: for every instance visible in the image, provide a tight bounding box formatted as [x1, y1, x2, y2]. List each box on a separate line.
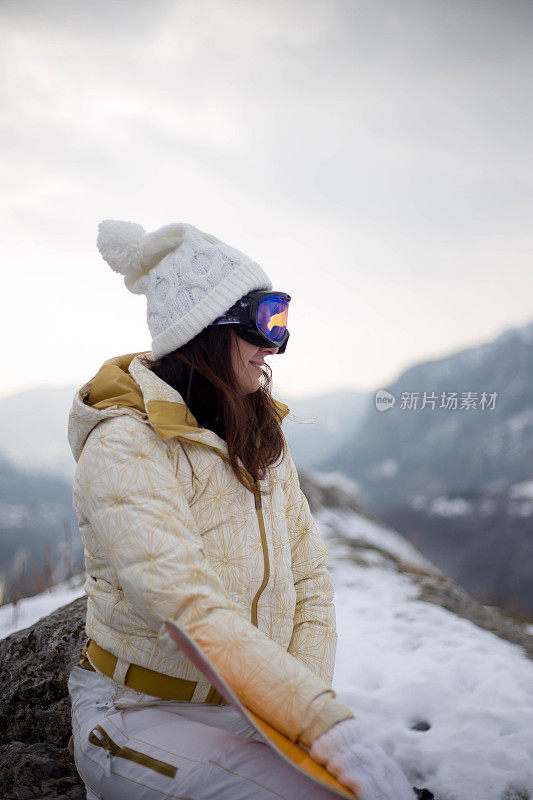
[320, 319, 533, 511]
[279, 389, 370, 468]
[385, 481, 533, 618]
[0, 384, 78, 480]
[318, 318, 533, 618]
[0, 453, 82, 603]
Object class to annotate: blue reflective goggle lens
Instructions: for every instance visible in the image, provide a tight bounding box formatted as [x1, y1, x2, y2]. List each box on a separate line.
[256, 295, 289, 344]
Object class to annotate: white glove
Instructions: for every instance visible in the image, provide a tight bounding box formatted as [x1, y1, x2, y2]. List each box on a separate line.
[309, 718, 413, 800]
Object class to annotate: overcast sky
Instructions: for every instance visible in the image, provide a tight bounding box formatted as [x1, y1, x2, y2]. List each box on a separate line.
[1, 0, 532, 402]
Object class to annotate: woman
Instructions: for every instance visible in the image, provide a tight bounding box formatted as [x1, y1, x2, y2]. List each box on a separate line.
[67, 220, 416, 800]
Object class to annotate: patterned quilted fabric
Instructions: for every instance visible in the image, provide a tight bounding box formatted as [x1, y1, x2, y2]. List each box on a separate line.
[67, 351, 353, 746]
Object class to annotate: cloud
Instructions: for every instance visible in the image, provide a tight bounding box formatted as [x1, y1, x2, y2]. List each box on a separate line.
[1, 0, 532, 396]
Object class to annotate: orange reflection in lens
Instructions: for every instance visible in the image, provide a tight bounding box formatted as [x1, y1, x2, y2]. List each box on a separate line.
[267, 308, 288, 331]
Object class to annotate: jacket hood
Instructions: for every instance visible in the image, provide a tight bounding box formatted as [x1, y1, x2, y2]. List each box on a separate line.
[68, 351, 290, 464]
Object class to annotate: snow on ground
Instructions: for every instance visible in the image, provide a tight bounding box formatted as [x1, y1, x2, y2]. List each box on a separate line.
[0, 574, 85, 640]
[318, 507, 533, 800]
[2, 506, 532, 800]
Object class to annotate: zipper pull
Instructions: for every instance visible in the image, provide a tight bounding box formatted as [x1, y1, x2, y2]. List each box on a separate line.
[89, 727, 114, 776]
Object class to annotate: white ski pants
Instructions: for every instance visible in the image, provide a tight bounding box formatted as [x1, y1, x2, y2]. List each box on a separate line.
[68, 665, 340, 800]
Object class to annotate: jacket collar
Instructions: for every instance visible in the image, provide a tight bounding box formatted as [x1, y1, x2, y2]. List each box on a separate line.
[69, 351, 290, 463]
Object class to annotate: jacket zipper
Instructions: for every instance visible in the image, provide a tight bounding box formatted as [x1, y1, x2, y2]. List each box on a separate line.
[250, 476, 270, 628]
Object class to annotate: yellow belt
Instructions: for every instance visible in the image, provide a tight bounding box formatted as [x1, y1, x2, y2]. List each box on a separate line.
[79, 639, 228, 706]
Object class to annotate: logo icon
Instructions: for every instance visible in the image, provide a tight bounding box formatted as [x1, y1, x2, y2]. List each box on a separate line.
[375, 389, 395, 412]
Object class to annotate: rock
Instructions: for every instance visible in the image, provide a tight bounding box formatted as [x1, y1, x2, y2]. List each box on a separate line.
[0, 596, 87, 800]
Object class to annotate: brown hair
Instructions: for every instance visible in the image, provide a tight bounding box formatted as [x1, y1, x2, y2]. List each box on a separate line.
[148, 325, 287, 495]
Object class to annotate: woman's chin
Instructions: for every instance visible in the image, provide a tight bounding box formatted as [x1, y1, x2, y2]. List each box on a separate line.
[239, 378, 261, 395]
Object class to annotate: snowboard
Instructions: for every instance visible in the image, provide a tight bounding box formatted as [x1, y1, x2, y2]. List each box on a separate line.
[164, 620, 358, 799]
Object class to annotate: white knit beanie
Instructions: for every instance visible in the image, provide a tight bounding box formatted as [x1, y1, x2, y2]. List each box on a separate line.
[96, 220, 273, 359]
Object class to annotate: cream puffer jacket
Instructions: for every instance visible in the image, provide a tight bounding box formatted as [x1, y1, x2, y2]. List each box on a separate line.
[68, 351, 353, 747]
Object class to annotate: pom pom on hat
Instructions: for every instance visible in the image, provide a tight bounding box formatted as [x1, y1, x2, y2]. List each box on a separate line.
[97, 219, 145, 277]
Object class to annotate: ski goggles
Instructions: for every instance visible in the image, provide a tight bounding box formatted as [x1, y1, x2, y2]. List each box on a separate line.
[211, 290, 291, 353]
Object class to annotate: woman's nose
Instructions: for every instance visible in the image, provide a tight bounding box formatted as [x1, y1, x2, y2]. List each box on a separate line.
[261, 345, 279, 355]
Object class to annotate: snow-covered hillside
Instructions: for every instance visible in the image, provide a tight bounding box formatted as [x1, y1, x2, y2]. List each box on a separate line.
[316, 504, 533, 800]
[0, 574, 85, 641]
[2, 476, 532, 800]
